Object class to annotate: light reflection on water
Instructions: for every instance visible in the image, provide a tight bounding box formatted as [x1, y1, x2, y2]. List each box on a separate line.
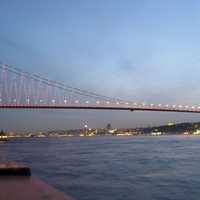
[2, 135, 200, 200]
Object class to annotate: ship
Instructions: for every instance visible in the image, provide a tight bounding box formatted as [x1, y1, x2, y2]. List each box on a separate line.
[0, 130, 9, 142]
[0, 135, 9, 142]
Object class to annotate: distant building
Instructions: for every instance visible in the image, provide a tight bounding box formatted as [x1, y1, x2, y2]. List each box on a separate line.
[0, 130, 6, 136]
[106, 123, 112, 130]
[193, 129, 200, 135]
[151, 132, 162, 136]
[167, 122, 174, 126]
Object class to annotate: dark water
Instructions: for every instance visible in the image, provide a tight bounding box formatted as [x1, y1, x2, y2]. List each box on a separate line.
[2, 135, 200, 200]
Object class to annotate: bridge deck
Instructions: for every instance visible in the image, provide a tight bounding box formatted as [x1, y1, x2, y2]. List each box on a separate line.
[0, 105, 200, 113]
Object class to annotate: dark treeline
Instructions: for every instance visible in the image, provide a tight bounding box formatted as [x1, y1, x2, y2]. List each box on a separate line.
[142, 122, 200, 134]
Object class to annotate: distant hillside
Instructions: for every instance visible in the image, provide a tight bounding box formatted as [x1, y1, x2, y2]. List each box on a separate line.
[141, 122, 200, 134]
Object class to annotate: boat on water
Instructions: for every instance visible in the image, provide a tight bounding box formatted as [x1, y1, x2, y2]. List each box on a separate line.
[0, 130, 9, 142]
[0, 135, 9, 142]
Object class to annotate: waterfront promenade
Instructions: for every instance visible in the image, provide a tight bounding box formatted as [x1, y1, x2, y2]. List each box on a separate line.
[0, 162, 74, 200]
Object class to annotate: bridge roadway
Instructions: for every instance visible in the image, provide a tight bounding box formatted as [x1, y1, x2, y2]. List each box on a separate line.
[1, 104, 200, 113]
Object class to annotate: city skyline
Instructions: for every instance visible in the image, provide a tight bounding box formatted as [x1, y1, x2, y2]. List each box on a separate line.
[1, 0, 200, 131]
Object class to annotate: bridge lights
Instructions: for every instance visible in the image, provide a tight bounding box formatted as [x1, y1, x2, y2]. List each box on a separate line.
[96, 101, 100, 104]
[185, 105, 189, 108]
[172, 105, 176, 108]
[106, 101, 110, 104]
[165, 104, 169, 107]
[142, 103, 146, 106]
[158, 104, 162, 107]
[150, 104, 154, 107]
[125, 102, 129, 105]
[116, 102, 120, 105]
[64, 99, 67, 104]
[75, 100, 79, 104]
[85, 101, 89, 104]
[133, 102, 137, 106]
[178, 105, 183, 108]
[13, 99, 17, 103]
[191, 106, 195, 109]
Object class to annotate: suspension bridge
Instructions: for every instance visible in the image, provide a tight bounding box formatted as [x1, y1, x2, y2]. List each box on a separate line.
[0, 62, 199, 113]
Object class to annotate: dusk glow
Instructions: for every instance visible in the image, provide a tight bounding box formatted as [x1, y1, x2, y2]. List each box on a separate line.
[1, 0, 200, 131]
